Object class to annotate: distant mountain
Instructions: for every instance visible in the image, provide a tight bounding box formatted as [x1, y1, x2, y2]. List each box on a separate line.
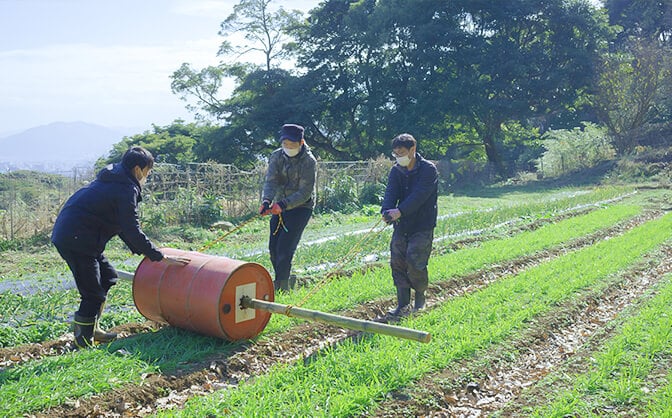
[0, 122, 129, 172]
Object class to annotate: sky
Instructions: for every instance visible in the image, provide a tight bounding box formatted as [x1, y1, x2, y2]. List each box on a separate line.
[0, 0, 321, 136]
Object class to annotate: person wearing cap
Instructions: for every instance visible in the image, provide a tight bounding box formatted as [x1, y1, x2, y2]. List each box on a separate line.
[381, 133, 438, 317]
[259, 124, 317, 292]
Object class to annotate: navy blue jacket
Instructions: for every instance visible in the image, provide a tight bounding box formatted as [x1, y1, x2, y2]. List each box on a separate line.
[51, 164, 163, 261]
[381, 154, 438, 233]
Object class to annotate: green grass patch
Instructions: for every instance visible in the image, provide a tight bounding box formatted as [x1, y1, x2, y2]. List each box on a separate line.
[0, 348, 158, 416]
[0, 197, 644, 413]
[155, 210, 672, 417]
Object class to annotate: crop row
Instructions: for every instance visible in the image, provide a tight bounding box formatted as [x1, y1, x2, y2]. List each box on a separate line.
[0, 194, 655, 416]
[0, 186, 633, 348]
[159, 210, 672, 416]
[528, 274, 672, 416]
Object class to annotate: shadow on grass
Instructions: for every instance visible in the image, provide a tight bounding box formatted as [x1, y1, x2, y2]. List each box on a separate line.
[451, 160, 617, 198]
[106, 326, 245, 373]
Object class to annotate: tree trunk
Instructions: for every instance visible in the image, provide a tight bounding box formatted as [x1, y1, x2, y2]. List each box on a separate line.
[481, 122, 507, 178]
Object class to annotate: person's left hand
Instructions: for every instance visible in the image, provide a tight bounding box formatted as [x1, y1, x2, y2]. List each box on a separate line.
[384, 208, 401, 222]
[270, 202, 283, 215]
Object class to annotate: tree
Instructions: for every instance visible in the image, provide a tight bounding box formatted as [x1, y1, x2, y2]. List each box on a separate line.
[294, 0, 393, 159]
[98, 121, 209, 167]
[294, 0, 610, 173]
[171, 0, 313, 161]
[412, 0, 610, 177]
[605, 0, 672, 45]
[219, 0, 303, 71]
[593, 40, 671, 154]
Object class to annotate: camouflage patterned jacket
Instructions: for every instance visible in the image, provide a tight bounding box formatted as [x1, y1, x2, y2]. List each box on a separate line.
[262, 145, 317, 210]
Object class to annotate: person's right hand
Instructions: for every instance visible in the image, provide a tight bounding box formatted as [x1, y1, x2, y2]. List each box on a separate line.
[163, 255, 191, 266]
[259, 200, 271, 215]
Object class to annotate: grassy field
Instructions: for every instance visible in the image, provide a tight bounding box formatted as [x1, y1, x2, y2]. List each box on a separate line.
[1, 183, 671, 417]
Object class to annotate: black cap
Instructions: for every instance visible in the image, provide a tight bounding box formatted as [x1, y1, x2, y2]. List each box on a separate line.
[279, 124, 304, 142]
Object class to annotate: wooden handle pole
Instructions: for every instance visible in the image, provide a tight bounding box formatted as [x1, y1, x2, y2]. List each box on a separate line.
[241, 296, 431, 344]
[117, 270, 135, 281]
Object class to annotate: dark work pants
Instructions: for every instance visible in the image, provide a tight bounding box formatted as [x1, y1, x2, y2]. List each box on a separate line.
[268, 207, 312, 283]
[54, 245, 118, 317]
[390, 229, 434, 292]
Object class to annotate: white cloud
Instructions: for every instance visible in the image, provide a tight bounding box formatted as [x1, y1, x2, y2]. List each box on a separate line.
[170, 0, 234, 18]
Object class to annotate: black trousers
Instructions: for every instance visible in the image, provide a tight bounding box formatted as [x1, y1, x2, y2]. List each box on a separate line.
[268, 207, 312, 283]
[54, 245, 118, 317]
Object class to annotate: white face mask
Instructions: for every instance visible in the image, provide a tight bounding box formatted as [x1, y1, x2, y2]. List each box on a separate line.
[396, 155, 411, 167]
[283, 145, 300, 157]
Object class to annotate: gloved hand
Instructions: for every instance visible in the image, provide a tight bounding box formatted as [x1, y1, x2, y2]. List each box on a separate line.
[270, 202, 283, 215]
[383, 209, 401, 224]
[259, 200, 271, 215]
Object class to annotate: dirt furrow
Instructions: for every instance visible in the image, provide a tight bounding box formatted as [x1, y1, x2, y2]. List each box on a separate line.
[367, 246, 672, 417]
[31, 210, 661, 417]
[0, 205, 601, 369]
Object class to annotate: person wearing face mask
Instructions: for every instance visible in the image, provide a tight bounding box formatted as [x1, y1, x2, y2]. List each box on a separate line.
[259, 124, 317, 292]
[381, 133, 438, 317]
[51, 146, 189, 348]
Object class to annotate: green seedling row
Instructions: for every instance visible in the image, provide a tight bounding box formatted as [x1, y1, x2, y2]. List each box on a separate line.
[264, 203, 642, 333]
[158, 211, 672, 417]
[528, 276, 672, 417]
[0, 199, 643, 413]
[214, 186, 631, 264]
[0, 186, 632, 348]
[0, 348, 157, 417]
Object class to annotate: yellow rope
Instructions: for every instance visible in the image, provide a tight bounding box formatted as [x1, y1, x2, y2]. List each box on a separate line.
[198, 214, 262, 252]
[295, 217, 389, 308]
[273, 213, 288, 236]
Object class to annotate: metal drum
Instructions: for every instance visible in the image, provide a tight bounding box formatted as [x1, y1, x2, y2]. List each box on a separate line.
[132, 248, 274, 341]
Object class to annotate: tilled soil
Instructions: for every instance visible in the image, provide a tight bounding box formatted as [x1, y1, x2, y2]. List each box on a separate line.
[14, 209, 660, 418]
[368, 245, 672, 417]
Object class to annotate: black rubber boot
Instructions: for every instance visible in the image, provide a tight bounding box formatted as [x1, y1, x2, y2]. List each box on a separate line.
[73, 313, 95, 349]
[388, 287, 411, 317]
[274, 279, 290, 292]
[414, 290, 426, 312]
[93, 303, 117, 343]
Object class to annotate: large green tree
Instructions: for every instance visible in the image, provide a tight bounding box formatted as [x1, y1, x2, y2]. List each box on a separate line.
[99, 121, 206, 167]
[605, 0, 672, 45]
[171, 0, 613, 175]
[295, 0, 610, 173]
[171, 0, 315, 161]
[396, 0, 610, 176]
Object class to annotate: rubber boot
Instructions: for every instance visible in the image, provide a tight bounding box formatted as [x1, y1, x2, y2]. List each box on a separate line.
[413, 289, 426, 312]
[288, 274, 297, 290]
[73, 313, 95, 349]
[274, 279, 290, 292]
[93, 303, 117, 343]
[388, 287, 411, 317]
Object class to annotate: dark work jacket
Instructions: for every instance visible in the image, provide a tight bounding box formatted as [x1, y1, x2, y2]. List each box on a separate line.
[381, 154, 438, 233]
[51, 164, 163, 261]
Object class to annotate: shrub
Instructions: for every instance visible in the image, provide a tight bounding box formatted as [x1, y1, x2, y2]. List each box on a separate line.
[538, 122, 615, 177]
[359, 182, 386, 205]
[318, 172, 360, 213]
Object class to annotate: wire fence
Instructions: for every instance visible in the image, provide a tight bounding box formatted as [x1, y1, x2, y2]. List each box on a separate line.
[0, 156, 543, 242]
[0, 159, 395, 242]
